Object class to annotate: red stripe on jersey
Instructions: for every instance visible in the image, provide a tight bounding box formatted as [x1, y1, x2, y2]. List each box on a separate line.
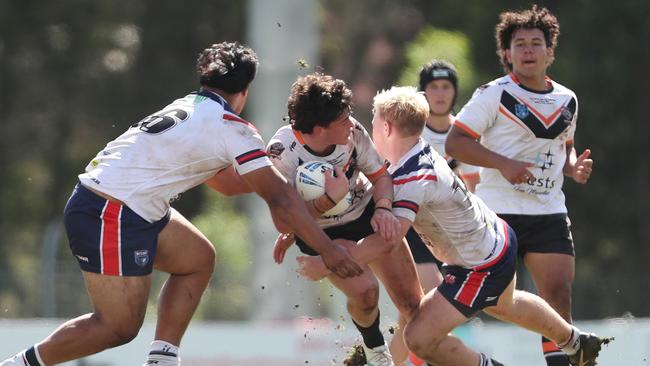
[393, 174, 437, 185]
[393, 200, 419, 213]
[511, 94, 567, 127]
[455, 270, 488, 307]
[235, 149, 267, 165]
[365, 164, 388, 181]
[452, 120, 481, 139]
[223, 113, 258, 131]
[101, 201, 122, 276]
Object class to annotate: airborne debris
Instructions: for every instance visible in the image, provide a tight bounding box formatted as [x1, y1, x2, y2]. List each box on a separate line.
[298, 59, 309, 68]
[342, 344, 366, 366]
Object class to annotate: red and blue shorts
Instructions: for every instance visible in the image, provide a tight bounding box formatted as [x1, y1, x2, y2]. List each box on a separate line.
[63, 183, 170, 276]
[437, 221, 518, 318]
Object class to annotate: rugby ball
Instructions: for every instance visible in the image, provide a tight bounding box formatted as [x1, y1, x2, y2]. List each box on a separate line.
[295, 161, 352, 216]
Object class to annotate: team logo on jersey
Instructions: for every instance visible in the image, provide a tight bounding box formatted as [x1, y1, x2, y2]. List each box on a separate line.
[134, 250, 150, 267]
[561, 107, 573, 122]
[267, 142, 285, 159]
[515, 103, 530, 119]
[444, 274, 456, 285]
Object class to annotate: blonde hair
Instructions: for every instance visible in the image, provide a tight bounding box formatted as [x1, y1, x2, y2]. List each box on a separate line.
[372, 86, 428, 137]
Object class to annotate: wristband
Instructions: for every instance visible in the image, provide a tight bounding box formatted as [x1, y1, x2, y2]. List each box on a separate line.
[375, 206, 392, 212]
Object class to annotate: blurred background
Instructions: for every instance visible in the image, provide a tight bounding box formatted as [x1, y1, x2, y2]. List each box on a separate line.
[1, 0, 648, 364]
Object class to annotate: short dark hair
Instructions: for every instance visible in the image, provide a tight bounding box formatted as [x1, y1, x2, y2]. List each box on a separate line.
[197, 41, 258, 93]
[287, 73, 352, 134]
[495, 5, 560, 73]
[418, 60, 459, 112]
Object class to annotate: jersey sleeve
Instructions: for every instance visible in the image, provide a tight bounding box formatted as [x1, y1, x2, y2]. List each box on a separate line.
[566, 98, 578, 144]
[352, 119, 388, 180]
[221, 114, 273, 175]
[454, 84, 500, 138]
[266, 132, 299, 186]
[392, 179, 426, 223]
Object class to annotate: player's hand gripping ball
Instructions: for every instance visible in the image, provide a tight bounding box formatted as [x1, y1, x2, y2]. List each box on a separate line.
[295, 161, 352, 216]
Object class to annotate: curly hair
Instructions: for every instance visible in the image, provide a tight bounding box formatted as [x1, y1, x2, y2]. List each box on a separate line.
[495, 5, 560, 73]
[196, 41, 258, 93]
[287, 73, 352, 134]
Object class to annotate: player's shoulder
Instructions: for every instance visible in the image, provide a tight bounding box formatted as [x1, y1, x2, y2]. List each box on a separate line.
[471, 75, 510, 98]
[548, 78, 578, 99]
[267, 125, 298, 159]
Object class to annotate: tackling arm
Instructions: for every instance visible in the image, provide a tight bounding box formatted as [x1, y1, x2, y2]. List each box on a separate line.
[241, 165, 362, 278]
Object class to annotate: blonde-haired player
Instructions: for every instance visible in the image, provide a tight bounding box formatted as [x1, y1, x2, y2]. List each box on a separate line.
[299, 86, 610, 366]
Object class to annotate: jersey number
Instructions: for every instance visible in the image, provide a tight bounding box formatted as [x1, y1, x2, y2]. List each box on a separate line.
[131, 108, 189, 134]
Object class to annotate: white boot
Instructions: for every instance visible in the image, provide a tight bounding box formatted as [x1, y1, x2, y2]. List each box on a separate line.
[363, 344, 394, 366]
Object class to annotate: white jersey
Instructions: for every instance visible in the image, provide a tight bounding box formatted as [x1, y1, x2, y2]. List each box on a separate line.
[390, 139, 506, 268]
[267, 120, 387, 228]
[79, 90, 272, 222]
[455, 74, 578, 215]
[421, 121, 480, 181]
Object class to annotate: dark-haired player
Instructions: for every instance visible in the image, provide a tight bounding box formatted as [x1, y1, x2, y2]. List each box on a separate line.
[446, 6, 594, 366]
[1, 42, 362, 366]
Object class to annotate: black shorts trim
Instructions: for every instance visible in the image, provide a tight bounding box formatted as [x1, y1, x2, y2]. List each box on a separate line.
[295, 202, 375, 256]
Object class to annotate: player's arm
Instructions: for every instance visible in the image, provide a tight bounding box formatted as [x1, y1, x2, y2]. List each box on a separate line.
[563, 141, 593, 184]
[205, 165, 253, 196]
[240, 165, 362, 278]
[446, 126, 534, 185]
[305, 166, 349, 218]
[297, 217, 411, 280]
[367, 169, 399, 241]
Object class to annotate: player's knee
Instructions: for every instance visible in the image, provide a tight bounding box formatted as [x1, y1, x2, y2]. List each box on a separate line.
[404, 322, 441, 358]
[102, 323, 141, 348]
[201, 240, 217, 272]
[348, 282, 380, 312]
[540, 280, 572, 306]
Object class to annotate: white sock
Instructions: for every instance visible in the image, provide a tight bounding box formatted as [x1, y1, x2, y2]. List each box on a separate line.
[558, 326, 581, 356]
[149, 340, 179, 357]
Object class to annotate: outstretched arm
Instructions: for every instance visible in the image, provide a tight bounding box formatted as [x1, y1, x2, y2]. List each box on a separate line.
[298, 217, 411, 280]
[241, 166, 362, 278]
[205, 165, 253, 196]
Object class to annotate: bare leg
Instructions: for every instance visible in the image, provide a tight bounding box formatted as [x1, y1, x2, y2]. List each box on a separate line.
[151, 209, 216, 345]
[484, 276, 572, 345]
[327, 265, 380, 327]
[37, 272, 151, 364]
[387, 260, 442, 365]
[524, 253, 574, 322]
[404, 289, 480, 366]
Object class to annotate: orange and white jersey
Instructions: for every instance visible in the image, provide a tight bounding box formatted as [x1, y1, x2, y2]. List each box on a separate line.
[421, 120, 480, 182]
[79, 90, 272, 222]
[390, 139, 506, 268]
[454, 74, 578, 215]
[267, 120, 387, 228]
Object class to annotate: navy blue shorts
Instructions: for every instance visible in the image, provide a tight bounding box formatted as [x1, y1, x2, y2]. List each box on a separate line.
[63, 184, 171, 276]
[295, 201, 423, 257]
[437, 221, 518, 318]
